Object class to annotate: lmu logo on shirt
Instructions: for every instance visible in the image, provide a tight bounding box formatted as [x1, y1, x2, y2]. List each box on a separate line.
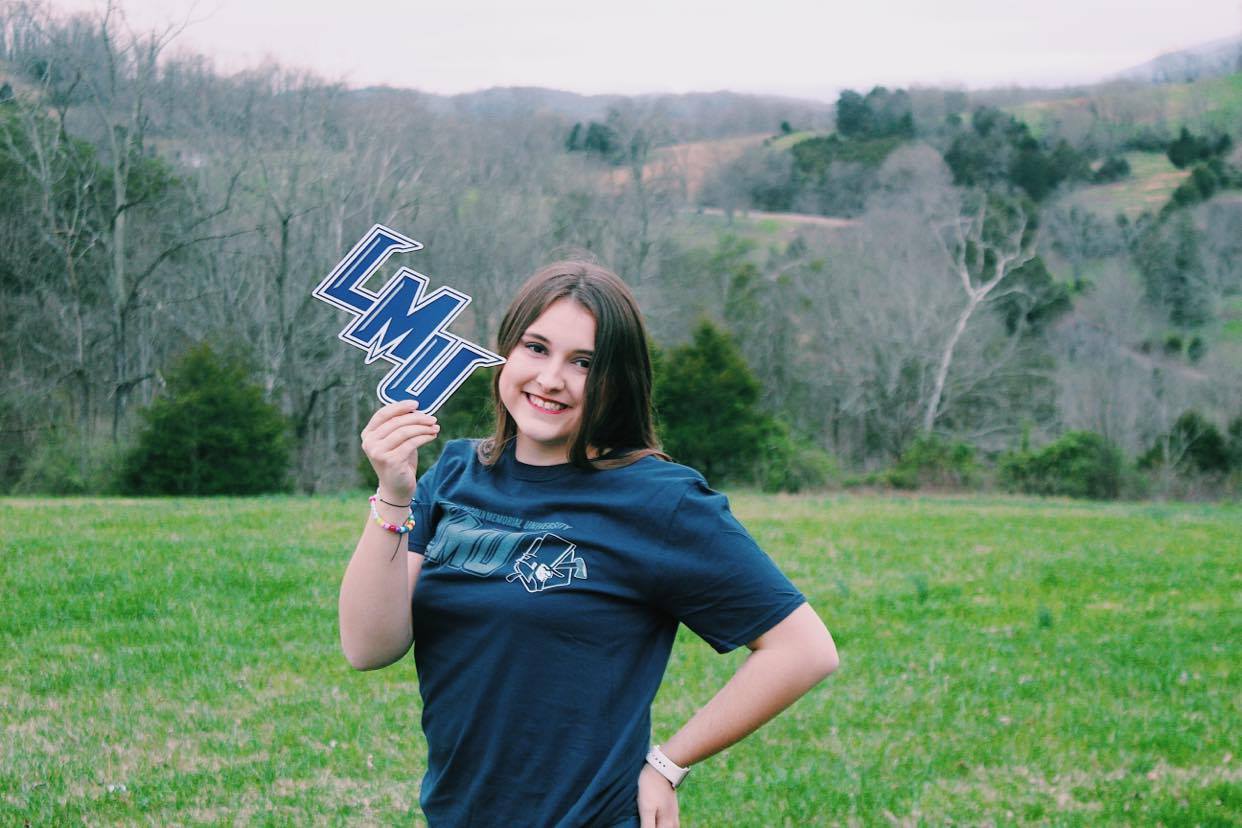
[506, 534, 587, 593]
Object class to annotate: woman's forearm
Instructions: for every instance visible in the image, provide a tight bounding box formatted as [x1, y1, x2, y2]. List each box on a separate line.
[659, 603, 839, 767]
[338, 500, 424, 670]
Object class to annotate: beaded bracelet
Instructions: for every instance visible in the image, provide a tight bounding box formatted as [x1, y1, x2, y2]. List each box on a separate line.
[369, 494, 416, 534]
[374, 491, 409, 509]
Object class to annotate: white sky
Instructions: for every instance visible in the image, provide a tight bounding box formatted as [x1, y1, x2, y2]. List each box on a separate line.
[50, 0, 1242, 100]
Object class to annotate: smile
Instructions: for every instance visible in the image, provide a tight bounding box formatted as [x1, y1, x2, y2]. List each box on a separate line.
[525, 392, 569, 414]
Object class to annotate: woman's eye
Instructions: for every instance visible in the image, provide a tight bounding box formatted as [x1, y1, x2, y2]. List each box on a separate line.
[524, 341, 546, 354]
[573, 358, 591, 370]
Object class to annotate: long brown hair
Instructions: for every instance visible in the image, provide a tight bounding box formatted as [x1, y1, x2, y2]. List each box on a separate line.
[478, 260, 667, 470]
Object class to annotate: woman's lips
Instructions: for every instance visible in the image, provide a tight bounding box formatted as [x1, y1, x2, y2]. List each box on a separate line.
[525, 392, 570, 414]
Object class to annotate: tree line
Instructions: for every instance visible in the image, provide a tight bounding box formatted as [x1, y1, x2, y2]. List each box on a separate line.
[2, 3, 1240, 499]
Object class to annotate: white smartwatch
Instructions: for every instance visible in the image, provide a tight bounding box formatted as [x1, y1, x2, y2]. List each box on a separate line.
[645, 744, 690, 789]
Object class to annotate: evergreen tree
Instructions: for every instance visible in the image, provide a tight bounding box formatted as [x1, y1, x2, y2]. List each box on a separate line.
[583, 122, 616, 158]
[1133, 213, 1210, 327]
[834, 87, 914, 140]
[122, 343, 292, 495]
[1166, 127, 1230, 170]
[1093, 155, 1131, 183]
[1140, 411, 1230, 474]
[993, 256, 1073, 335]
[1167, 127, 1199, 169]
[835, 90, 871, 139]
[654, 321, 770, 484]
[1226, 415, 1242, 471]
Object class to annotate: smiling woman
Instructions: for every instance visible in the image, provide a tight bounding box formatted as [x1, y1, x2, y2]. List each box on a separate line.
[338, 258, 839, 828]
[497, 299, 595, 464]
[482, 261, 664, 470]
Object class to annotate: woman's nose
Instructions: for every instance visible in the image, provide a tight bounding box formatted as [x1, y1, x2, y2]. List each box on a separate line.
[536, 361, 566, 391]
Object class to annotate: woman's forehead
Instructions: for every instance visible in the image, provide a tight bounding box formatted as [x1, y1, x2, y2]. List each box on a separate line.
[525, 298, 596, 350]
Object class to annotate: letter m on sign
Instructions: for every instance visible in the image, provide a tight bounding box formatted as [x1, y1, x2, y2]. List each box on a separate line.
[312, 224, 504, 414]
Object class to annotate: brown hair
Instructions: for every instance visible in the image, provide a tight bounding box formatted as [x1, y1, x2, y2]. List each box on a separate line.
[478, 260, 667, 470]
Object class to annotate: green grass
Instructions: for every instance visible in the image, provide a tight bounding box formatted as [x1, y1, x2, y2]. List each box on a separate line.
[1060, 151, 1188, 218]
[1219, 297, 1242, 346]
[1219, 319, 1242, 345]
[767, 130, 830, 152]
[1159, 73, 1242, 134]
[3, 494, 1240, 824]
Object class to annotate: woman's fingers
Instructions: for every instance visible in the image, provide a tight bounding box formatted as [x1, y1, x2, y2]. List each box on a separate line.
[361, 401, 434, 441]
[362, 400, 418, 435]
[370, 410, 438, 443]
[374, 423, 440, 458]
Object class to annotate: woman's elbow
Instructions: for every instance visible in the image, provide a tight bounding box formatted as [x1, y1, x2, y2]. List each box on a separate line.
[760, 604, 840, 683]
[818, 640, 840, 679]
[808, 629, 840, 682]
[342, 647, 403, 672]
[340, 633, 410, 672]
[343, 648, 383, 671]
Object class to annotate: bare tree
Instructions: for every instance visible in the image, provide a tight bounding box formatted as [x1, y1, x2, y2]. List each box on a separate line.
[924, 193, 1037, 433]
[1052, 262, 1166, 454]
[13, 1, 242, 439]
[0, 81, 104, 445]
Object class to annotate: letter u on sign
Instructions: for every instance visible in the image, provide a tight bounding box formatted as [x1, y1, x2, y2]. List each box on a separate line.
[312, 225, 504, 414]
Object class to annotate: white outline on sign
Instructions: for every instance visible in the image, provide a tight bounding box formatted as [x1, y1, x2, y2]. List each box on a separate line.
[312, 224, 505, 413]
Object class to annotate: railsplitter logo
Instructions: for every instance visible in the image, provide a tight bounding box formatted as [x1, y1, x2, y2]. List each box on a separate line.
[313, 224, 504, 414]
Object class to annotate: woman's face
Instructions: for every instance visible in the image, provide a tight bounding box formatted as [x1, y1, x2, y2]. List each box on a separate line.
[498, 298, 596, 465]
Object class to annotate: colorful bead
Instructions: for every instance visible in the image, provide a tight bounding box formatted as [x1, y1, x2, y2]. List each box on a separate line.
[369, 494, 417, 535]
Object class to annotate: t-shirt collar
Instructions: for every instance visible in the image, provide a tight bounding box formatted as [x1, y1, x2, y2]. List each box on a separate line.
[502, 440, 580, 481]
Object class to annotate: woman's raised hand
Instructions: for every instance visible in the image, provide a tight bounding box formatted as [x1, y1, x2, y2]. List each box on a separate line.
[361, 401, 440, 503]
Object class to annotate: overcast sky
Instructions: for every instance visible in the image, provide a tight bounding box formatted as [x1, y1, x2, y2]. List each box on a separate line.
[50, 0, 1242, 100]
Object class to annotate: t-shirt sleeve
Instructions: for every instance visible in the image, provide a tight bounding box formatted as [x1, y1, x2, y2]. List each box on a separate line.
[653, 477, 805, 653]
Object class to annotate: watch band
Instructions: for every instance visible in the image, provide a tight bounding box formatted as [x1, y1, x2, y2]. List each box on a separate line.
[645, 744, 690, 789]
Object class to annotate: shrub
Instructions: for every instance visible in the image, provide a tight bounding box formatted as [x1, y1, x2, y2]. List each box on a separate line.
[1139, 410, 1230, 474]
[1164, 158, 1235, 214]
[1166, 127, 1232, 169]
[1228, 416, 1242, 471]
[1093, 155, 1131, 183]
[122, 343, 291, 495]
[888, 435, 977, 490]
[755, 424, 838, 493]
[13, 424, 122, 494]
[654, 321, 769, 484]
[1133, 212, 1210, 327]
[1000, 431, 1123, 499]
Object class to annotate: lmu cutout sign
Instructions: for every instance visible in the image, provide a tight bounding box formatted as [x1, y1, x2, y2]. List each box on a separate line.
[313, 225, 504, 414]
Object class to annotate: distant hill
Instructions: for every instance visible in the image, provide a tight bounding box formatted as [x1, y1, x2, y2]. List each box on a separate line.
[350, 85, 834, 142]
[1114, 35, 1242, 83]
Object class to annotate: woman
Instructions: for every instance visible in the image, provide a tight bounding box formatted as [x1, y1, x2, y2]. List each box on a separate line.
[339, 260, 839, 827]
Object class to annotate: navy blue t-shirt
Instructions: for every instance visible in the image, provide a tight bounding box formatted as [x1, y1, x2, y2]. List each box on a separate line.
[407, 439, 805, 828]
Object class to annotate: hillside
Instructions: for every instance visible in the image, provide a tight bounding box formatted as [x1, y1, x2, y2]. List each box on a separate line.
[350, 85, 834, 142]
[1009, 72, 1242, 137]
[1059, 151, 1189, 218]
[1114, 35, 1242, 83]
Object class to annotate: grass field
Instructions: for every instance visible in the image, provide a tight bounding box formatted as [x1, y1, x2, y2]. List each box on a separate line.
[2, 493, 1239, 825]
[1059, 151, 1188, 219]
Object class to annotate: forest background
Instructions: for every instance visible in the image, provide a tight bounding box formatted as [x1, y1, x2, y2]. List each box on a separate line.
[2, 1, 1242, 500]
